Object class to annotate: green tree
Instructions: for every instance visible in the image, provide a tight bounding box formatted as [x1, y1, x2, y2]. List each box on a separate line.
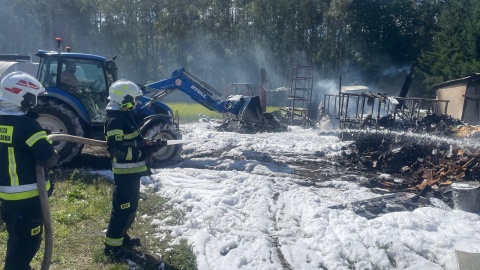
[0, 0, 452, 97]
[347, 0, 422, 80]
[418, 0, 480, 96]
[318, 0, 350, 78]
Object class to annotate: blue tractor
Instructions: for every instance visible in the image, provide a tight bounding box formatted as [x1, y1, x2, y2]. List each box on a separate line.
[32, 49, 182, 168]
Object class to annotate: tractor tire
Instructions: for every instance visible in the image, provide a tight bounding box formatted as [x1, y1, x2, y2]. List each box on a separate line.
[34, 99, 85, 165]
[141, 122, 182, 168]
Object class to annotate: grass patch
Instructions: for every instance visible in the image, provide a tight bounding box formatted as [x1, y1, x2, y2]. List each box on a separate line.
[166, 102, 222, 123]
[265, 106, 281, 113]
[166, 102, 281, 123]
[0, 169, 196, 270]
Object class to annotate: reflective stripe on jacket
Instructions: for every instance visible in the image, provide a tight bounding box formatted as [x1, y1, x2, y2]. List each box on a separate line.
[104, 110, 150, 176]
[0, 115, 56, 201]
[111, 159, 148, 174]
[0, 181, 51, 200]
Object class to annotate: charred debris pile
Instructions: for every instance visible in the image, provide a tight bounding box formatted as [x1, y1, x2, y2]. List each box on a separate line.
[332, 114, 480, 206]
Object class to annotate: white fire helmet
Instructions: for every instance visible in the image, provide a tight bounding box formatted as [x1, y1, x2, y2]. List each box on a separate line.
[0, 71, 45, 108]
[108, 79, 142, 109]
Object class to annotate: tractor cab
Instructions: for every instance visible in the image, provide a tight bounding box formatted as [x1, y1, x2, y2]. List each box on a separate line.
[35, 50, 116, 124]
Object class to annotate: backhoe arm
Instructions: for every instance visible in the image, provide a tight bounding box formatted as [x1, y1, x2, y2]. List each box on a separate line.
[145, 68, 266, 125]
[146, 68, 233, 113]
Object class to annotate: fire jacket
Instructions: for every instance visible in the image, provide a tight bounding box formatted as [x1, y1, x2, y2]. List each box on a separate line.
[104, 110, 150, 177]
[0, 114, 58, 201]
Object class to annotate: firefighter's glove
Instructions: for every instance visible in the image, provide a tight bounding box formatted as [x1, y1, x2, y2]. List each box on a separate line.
[146, 139, 167, 152]
[143, 140, 156, 160]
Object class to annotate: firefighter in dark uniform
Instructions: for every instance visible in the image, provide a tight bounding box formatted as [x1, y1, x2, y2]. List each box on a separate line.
[103, 79, 164, 260]
[0, 72, 58, 270]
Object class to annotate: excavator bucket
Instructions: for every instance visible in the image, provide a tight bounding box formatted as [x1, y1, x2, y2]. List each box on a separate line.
[224, 95, 266, 125]
[238, 96, 266, 125]
[221, 94, 287, 133]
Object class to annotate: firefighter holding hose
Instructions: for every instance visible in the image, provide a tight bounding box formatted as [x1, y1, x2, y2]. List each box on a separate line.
[103, 79, 165, 261]
[0, 72, 58, 270]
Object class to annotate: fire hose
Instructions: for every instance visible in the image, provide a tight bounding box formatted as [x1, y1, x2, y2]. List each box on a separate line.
[37, 134, 195, 269]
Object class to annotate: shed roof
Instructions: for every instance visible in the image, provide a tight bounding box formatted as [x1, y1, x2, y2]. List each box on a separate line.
[432, 73, 480, 89]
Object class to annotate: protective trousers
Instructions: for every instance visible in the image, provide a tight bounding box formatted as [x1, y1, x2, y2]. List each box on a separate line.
[105, 174, 141, 247]
[1, 200, 43, 270]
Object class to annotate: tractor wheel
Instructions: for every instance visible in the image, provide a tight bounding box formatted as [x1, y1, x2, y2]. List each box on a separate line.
[141, 122, 182, 168]
[34, 99, 85, 165]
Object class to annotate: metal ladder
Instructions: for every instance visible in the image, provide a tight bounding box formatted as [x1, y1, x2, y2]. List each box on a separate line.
[281, 65, 314, 127]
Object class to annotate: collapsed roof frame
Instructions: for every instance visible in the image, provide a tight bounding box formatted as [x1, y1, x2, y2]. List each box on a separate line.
[321, 92, 450, 129]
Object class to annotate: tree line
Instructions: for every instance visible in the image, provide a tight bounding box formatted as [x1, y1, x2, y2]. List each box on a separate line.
[0, 0, 478, 98]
